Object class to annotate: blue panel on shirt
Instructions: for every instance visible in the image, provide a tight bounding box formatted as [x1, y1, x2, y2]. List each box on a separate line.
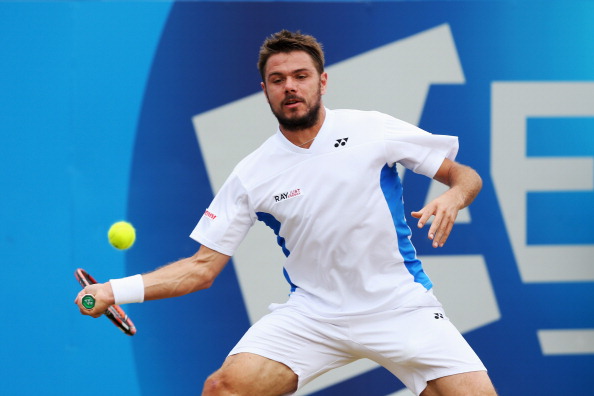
[256, 212, 298, 292]
[380, 164, 432, 289]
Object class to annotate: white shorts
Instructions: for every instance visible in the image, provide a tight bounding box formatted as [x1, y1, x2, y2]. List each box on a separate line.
[229, 300, 486, 395]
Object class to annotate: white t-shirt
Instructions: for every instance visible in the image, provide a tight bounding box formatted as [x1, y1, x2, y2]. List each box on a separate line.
[191, 108, 458, 317]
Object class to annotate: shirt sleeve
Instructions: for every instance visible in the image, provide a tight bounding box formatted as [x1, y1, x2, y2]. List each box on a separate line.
[190, 173, 255, 256]
[382, 114, 459, 178]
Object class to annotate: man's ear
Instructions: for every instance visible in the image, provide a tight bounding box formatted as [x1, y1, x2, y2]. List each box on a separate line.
[261, 82, 270, 103]
[320, 72, 328, 95]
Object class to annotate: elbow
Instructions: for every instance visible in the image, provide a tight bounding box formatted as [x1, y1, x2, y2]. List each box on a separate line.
[466, 169, 483, 206]
[475, 170, 483, 192]
[187, 245, 229, 293]
[188, 260, 220, 292]
[198, 266, 217, 290]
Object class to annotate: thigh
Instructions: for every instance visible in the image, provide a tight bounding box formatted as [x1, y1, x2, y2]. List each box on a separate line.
[352, 306, 487, 395]
[228, 306, 356, 390]
[203, 352, 298, 396]
[422, 370, 497, 396]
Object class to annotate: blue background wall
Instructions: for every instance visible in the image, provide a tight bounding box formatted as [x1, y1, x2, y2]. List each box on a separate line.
[1, 1, 592, 395]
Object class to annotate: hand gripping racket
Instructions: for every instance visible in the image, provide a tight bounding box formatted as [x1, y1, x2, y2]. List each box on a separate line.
[75, 268, 137, 336]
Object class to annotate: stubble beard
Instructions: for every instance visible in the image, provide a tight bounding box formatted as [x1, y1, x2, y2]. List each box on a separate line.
[270, 91, 323, 132]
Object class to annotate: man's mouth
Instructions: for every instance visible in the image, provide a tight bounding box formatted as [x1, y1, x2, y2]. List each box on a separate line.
[284, 97, 302, 108]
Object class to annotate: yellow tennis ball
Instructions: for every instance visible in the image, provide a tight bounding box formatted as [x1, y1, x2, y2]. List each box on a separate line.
[108, 221, 136, 250]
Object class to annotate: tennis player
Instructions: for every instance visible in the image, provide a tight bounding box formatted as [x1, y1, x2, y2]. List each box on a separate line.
[76, 30, 497, 396]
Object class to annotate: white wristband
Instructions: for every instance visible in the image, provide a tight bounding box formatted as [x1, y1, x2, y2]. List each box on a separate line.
[110, 274, 144, 305]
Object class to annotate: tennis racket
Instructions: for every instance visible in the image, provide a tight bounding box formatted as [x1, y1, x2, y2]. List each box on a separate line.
[75, 268, 137, 336]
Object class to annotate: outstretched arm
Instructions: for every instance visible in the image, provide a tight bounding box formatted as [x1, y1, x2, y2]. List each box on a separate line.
[74, 245, 230, 317]
[411, 158, 482, 248]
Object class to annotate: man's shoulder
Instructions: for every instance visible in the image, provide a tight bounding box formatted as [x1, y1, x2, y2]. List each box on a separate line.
[329, 108, 430, 138]
[327, 108, 395, 140]
[236, 133, 275, 163]
[330, 108, 391, 121]
[230, 134, 280, 183]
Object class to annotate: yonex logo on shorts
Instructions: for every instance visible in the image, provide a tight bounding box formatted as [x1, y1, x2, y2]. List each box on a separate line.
[434, 313, 444, 319]
[273, 188, 302, 203]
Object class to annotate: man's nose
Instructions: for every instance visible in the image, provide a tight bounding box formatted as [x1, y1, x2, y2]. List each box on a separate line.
[284, 77, 297, 93]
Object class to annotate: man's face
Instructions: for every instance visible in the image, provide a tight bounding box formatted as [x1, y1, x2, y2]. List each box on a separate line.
[261, 51, 327, 131]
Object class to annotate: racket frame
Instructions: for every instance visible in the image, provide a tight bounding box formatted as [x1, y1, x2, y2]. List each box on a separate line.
[75, 268, 137, 336]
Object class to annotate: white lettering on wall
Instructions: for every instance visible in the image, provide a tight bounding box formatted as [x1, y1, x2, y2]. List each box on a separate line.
[491, 82, 594, 282]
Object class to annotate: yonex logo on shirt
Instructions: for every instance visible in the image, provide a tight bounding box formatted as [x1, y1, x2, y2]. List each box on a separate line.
[274, 188, 302, 203]
[334, 137, 349, 147]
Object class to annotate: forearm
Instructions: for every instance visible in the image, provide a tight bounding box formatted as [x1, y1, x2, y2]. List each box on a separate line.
[436, 162, 482, 209]
[95, 246, 228, 307]
[142, 252, 222, 301]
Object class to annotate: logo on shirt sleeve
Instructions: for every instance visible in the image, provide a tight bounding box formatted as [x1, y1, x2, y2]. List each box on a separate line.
[273, 188, 303, 204]
[203, 209, 217, 220]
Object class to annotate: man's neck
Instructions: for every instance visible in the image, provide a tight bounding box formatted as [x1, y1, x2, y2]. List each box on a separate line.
[280, 107, 326, 148]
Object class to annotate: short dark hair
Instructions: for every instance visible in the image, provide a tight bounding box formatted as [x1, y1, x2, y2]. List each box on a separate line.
[258, 30, 325, 81]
